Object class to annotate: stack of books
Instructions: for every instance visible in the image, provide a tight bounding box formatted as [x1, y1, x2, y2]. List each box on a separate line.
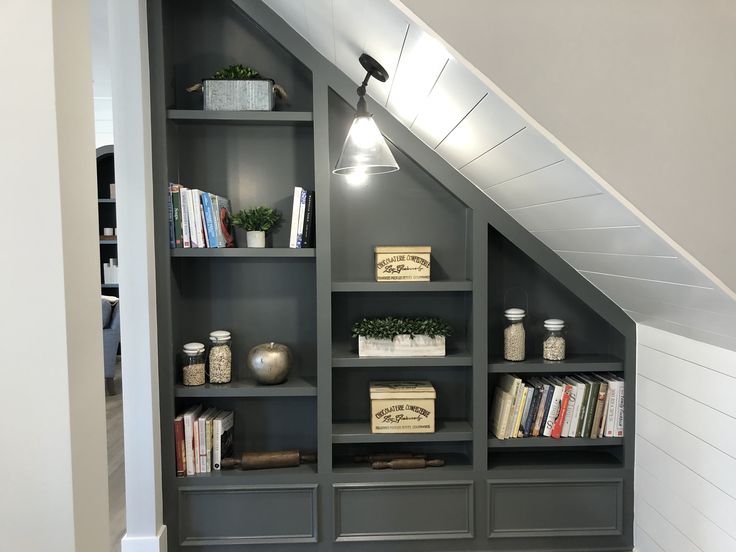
[168, 184, 235, 249]
[288, 186, 315, 248]
[174, 405, 234, 476]
[490, 373, 624, 440]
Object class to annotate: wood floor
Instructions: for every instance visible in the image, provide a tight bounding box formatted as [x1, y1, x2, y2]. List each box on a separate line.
[107, 363, 126, 552]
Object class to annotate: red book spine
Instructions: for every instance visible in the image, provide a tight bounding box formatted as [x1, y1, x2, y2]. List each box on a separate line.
[174, 417, 185, 476]
[551, 385, 572, 439]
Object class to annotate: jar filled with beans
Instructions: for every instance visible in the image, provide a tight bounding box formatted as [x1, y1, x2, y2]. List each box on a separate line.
[182, 342, 206, 386]
[208, 330, 232, 384]
[543, 319, 566, 361]
[504, 308, 526, 361]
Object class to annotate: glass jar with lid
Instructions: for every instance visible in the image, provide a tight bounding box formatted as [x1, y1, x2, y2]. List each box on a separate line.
[208, 330, 232, 383]
[503, 308, 526, 361]
[182, 342, 206, 386]
[543, 319, 566, 361]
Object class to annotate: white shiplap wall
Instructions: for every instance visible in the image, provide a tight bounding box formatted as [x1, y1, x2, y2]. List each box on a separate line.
[260, 0, 736, 350]
[635, 325, 736, 552]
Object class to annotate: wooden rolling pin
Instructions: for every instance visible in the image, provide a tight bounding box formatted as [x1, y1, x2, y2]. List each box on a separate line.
[371, 458, 445, 470]
[354, 453, 427, 463]
[221, 450, 317, 470]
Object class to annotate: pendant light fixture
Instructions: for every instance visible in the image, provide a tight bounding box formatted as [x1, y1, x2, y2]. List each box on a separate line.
[333, 53, 399, 181]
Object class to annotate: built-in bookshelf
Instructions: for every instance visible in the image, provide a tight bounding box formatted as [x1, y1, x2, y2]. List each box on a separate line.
[149, 1, 634, 550]
[96, 145, 118, 297]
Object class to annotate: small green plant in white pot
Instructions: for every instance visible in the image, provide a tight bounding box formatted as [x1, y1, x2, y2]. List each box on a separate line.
[352, 317, 453, 358]
[231, 207, 282, 248]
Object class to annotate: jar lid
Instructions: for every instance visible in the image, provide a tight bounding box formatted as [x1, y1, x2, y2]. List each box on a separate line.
[544, 318, 565, 330]
[504, 308, 525, 321]
[209, 330, 231, 343]
[183, 342, 205, 354]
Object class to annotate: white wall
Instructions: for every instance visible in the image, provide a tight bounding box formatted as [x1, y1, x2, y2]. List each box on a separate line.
[635, 325, 736, 552]
[401, 0, 736, 294]
[0, 0, 109, 550]
[92, 0, 113, 146]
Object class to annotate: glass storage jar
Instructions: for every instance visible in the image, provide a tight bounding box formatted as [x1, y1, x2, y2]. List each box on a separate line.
[182, 342, 206, 386]
[208, 330, 232, 383]
[504, 308, 526, 361]
[543, 319, 566, 361]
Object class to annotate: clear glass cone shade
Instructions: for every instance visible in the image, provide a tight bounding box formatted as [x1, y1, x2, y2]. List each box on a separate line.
[333, 115, 399, 176]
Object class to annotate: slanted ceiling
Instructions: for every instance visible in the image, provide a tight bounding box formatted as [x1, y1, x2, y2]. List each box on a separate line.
[260, 0, 736, 349]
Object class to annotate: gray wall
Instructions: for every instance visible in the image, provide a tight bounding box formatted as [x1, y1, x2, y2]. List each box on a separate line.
[402, 0, 736, 292]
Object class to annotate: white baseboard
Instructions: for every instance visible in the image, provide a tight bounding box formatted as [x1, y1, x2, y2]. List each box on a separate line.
[121, 526, 167, 552]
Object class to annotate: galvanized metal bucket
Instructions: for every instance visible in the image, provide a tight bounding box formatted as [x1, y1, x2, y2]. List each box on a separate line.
[202, 79, 275, 111]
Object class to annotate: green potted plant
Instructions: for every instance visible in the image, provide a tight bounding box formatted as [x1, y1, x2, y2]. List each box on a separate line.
[231, 206, 282, 248]
[351, 316, 453, 358]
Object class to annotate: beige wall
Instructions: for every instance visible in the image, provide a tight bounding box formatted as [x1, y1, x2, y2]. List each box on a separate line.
[403, 0, 736, 291]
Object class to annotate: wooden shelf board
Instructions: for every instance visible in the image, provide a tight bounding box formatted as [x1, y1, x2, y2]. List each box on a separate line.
[333, 453, 472, 475]
[332, 347, 472, 368]
[167, 109, 313, 124]
[175, 377, 316, 397]
[170, 247, 315, 258]
[332, 421, 473, 444]
[487, 436, 623, 449]
[332, 280, 472, 292]
[488, 354, 623, 373]
[174, 463, 318, 486]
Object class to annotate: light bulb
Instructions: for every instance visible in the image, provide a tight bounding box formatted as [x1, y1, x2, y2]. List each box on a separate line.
[348, 116, 383, 150]
[345, 168, 368, 186]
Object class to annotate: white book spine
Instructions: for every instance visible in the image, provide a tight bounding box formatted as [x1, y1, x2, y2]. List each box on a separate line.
[504, 379, 521, 439]
[198, 416, 206, 473]
[295, 189, 307, 248]
[289, 187, 303, 248]
[507, 383, 524, 439]
[190, 190, 204, 248]
[561, 383, 577, 437]
[604, 380, 620, 438]
[180, 188, 191, 248]
[543, 385, 563, 437]
[615, 382, 625, 437]
[599, 380, 613, 438]
[185, 189, 200, 248]
[183, 413, 195, 476]
[599, 380, 616, 437]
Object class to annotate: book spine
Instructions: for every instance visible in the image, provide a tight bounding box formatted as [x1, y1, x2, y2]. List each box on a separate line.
[301, 191, 315, 248]
[183, 413, 195, 476]
[289, 187, 302, 248]
[213, 196, 225, 248]
[167, 187, 176, 249]
[507, 382, 524, 438]
[174, 417, 185, 476]
[181, 188, 192, 248]
[201, 192, 218, 248]
[561, 383, 577, 437]
[295, 189, 307, 248]
[213, 419, 222, 470]
[574, 383, 590, 437]
[582, 381, 601, 438]
[615, 382, 625, 437]
[200, 203, 210, 248]
[543, 385, 563, 437]
[189, 190, 203, 248]
[198, 416, 208, 473]
[205, 417, 214, 472]
[171, 186, 183, 248]
[552, 384, 572, 438]
[604, 380, 619, 438]
[513, 386, 529, 438]
[192, 416, 200, 474]
[532, 385, 550, 437]
[591, 382, 608, 439]
[184, 189, 199, 248]
[523, 387, 541, 437]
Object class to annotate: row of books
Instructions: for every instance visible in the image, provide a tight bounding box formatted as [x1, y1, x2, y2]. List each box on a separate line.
[174, 405, 234, 476]
[168, 184, 234, 249]
[490, 373, 624, 440]
[288, 186, 315, 248]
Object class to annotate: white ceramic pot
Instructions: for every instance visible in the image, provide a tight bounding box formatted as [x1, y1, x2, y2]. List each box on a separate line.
[246, 230, 266, 248]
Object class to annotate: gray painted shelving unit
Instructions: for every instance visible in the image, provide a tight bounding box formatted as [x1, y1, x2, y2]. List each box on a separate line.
[148, 1, 635, 550]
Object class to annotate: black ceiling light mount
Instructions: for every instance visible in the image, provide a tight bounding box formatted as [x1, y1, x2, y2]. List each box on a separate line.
[333, 53, 399, 182]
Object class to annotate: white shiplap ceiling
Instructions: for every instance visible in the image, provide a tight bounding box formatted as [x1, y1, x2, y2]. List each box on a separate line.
[261, 0, 736, 349]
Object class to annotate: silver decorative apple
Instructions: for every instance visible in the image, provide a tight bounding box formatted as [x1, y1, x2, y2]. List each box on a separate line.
[247, 342, 292, 385]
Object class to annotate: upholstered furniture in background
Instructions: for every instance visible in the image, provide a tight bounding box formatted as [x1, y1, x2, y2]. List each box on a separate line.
[101, 295, 121, 395]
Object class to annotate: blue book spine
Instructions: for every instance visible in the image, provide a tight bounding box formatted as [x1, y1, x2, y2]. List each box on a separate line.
[200, 192, 218, 248]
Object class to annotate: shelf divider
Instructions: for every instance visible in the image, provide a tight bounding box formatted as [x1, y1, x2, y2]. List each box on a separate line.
[333, 348, 473, 368]
[167, 109, 313, 125]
